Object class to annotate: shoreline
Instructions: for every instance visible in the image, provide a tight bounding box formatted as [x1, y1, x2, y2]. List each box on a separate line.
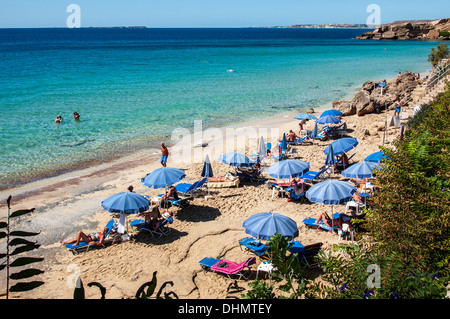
[0, 104, 328, 210]
[0, 63, 407, 203]
[0, 65, 427, 299]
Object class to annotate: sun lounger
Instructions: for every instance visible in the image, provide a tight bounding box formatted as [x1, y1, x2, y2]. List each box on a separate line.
[302, 217, 340, 232]
[130, 216, 174, 238]
[175, 178, 208, 196]
[206, 177, 240, 188]
[271, 150, 286, 160]
[234, 168, 264, 183]
[288, 240, 305, 254]
[290, 135, 313, 145]
[239, 237, 270, 257]
[199, 257, 220, 272]
[153, 194, 193, 208]
[200, 257, 256, 280]
[65, 219, 117, 255]
[300, 166, 328, 182]
[295, 242, 323, 268]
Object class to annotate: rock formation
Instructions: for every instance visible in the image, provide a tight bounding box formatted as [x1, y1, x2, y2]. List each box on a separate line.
[357, 18, 450, 40]
[333, 72, 421, 116]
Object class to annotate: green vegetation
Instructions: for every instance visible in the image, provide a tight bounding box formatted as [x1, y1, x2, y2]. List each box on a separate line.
[1, 196, 44, 299]
[232, 81, 450, 299]
[428, 43, 449, 67]
[439, 31, 450, 37]
[368, 81, 450, 274]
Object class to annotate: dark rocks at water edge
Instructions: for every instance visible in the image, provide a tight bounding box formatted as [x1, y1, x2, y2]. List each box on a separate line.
[332, 72, 422, 116]
[357, 18, 450, 40]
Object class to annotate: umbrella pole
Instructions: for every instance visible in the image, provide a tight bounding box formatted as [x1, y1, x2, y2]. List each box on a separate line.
[331, 206, 334, 230]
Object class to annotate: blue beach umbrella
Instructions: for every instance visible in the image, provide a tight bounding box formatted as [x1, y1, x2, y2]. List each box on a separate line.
[201, 154, 214, 178]
[294, 113, 317, 120]
[342, 162, 381, 179]
[101, 192, 150, 214]
[320, 109, 343, 118]
[323, 137, 359, 156]
[101, 191, 150, 233]
[242, 212, 299, 240]
[316, 115, 341, 125]
[141, 167, 186, 189]
[267, 159, 310, 179]
[324, 144, 336, 166]
[311, 122, 318, 140]
[218, 152, 251, 167]
[306, 179, 357, 205]
[364, 151, 388, 164]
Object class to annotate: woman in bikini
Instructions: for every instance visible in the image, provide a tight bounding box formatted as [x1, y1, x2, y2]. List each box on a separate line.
[60, 226, 109, 246]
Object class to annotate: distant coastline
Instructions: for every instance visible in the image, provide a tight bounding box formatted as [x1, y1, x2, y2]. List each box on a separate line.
[266, 23, 370, 29]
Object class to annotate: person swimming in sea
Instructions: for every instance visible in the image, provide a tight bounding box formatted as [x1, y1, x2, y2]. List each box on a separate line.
[55, 116, 63, 123]
[74, 112, 80, 120]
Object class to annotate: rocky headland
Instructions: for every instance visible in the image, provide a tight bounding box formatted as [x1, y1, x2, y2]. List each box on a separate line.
[332, 72, 422, 116]
[357, 18, 450, 40]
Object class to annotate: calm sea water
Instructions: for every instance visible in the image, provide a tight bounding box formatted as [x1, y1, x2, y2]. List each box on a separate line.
[0, 28, 437, 189]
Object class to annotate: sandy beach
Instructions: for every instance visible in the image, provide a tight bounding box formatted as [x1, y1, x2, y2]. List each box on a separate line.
[0, 89, 410, 300]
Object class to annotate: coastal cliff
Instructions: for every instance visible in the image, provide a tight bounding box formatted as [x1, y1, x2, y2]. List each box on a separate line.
[357, 18, 450, 40]
[332, 72, 422, 116]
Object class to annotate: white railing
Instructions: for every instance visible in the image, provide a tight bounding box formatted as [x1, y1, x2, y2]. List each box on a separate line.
[401, 60, 450, 108]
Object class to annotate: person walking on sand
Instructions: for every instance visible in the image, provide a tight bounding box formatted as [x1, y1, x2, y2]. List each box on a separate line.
[160, 142, 169, 167]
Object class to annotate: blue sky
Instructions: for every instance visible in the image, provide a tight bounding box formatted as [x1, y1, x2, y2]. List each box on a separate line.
[1, 0, 449, 28]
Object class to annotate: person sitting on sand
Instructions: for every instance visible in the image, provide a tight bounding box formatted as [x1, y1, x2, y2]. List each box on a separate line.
[287, 130, 298, 142]
[60, 226, 109, 246]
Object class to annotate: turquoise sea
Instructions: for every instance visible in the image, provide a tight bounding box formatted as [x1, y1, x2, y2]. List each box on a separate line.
[0, 28, 438, 190]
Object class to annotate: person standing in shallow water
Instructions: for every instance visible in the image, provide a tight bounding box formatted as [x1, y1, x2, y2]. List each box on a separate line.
[160, 142, 169, 167]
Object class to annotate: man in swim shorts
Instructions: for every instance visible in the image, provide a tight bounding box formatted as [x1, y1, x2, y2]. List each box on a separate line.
[160, 142, 169, 167]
